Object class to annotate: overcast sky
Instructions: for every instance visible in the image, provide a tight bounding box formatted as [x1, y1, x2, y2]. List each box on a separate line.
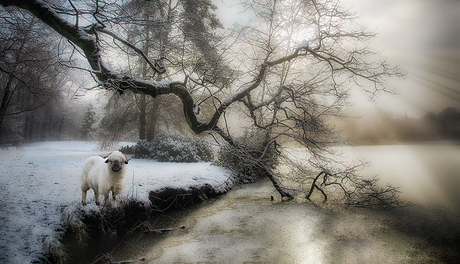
[216, 0, 460, 117]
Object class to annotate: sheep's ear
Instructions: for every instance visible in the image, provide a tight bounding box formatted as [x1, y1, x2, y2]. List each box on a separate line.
[105, 159, 109, 163]
[124, 154, 131, 164]
[100, 152, 112, 159]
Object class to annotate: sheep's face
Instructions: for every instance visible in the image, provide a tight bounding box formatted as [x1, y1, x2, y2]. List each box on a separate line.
[102, 151, 130, 173]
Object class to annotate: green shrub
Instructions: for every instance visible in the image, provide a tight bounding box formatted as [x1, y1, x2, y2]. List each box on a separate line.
[132, 133, 214, 162]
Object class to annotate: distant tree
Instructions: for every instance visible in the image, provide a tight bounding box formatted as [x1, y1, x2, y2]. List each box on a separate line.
[420, 107, 460, 140]
[99, 0, 228, 142]
[1, 0, 402, 206]
[99, 92, 139, 147]
[80, 104, 96, 139]
[438, 106, 460, 139]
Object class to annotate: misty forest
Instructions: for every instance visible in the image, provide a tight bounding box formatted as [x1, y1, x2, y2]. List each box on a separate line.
[1, 0, 460, 263]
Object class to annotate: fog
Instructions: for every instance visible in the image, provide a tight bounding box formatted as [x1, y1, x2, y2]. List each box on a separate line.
[216, 0, 460, 118]
[339, 143, 460, 212]
[342, 0, 460, 117]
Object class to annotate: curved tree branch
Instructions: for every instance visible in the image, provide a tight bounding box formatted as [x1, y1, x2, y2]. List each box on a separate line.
[0, 0, 398, 139]
[0, 0, 216, 134]
[93, 26, 166, 75]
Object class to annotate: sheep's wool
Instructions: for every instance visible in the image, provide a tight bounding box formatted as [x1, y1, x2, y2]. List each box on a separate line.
[81, 151, 128, 206]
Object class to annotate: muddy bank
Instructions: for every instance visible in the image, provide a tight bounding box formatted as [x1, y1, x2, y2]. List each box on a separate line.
[84, 179, 460, 263]
[59, 184, 229, 263]
[149, 184, 226, 212]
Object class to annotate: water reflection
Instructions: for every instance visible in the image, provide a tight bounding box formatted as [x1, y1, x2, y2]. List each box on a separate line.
[122, 178, 460, 263]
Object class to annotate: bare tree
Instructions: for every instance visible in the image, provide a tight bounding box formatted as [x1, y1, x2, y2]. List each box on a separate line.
[96, 0, 229, 143]
[0, 6, 68, 145]
[215, 0, 402, 204]
[0, 0, 402, 206]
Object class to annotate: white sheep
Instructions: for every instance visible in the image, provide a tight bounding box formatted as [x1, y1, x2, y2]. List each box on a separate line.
[81, 151, 130, 207]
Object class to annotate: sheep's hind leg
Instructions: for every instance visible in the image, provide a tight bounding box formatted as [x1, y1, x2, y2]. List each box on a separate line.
[81, 190, 87, 205]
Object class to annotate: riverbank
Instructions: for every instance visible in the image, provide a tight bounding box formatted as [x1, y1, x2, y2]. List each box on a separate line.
[80, 179, 460, 263]
[0, 141, 234, 263]
[60, 183, 232, 263]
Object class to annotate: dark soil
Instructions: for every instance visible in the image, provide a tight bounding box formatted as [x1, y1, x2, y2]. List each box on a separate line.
[56, 184, 228, 264]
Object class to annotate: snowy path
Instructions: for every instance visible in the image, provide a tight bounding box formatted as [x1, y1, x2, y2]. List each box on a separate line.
[0, 142, 232, 263]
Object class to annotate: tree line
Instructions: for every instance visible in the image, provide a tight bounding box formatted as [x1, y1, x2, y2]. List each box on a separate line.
[342, 106, 460, 144]
[0, 7, 67, 145]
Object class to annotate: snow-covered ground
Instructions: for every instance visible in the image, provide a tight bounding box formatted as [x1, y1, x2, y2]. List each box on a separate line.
[0, 141, 233, 263]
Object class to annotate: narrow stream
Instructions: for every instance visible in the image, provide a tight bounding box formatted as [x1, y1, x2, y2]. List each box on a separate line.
[83, 179, 460, 263]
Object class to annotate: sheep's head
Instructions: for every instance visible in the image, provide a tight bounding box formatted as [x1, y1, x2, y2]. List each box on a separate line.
[100, 151, 131, 173]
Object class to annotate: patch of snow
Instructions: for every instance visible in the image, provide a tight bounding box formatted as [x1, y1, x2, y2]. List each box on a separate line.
[0, 141, 232, 263]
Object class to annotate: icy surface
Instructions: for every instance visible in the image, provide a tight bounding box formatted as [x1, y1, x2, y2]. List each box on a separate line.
[0, 141, 232, 263]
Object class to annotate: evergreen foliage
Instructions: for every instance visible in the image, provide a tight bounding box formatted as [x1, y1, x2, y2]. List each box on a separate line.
[80, 104, 96, 139]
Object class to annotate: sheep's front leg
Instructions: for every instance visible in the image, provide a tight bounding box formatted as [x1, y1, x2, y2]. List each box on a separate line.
[103, 194, 110, 207]
[112, 196, 117, 207]
[94, 191, 101, 206]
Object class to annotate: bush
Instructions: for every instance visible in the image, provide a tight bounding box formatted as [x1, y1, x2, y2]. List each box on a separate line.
[132, 133, 214, 162]
[119, 144, 134, 154]
[132, 140, 152, 158]
[215, 130, 279, 183]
